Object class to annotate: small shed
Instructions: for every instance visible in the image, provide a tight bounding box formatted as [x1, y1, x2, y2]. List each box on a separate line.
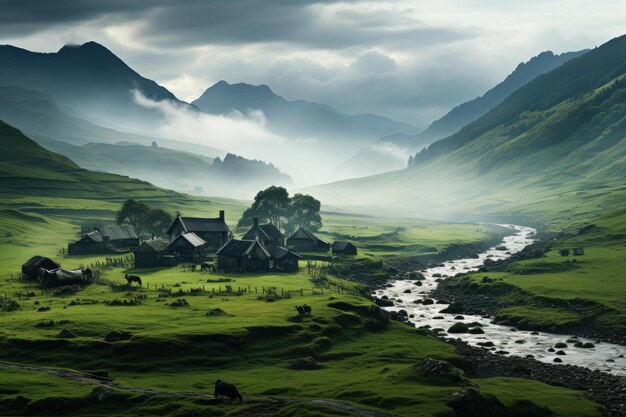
[133, 238, 168, 268]
[68, 225, 139, 255]
[268, 246, 302, 272]
[167, 232, 208, 263]
[216, 238, 271, 272]
[287, 227, 330, 252]
[331, 241, 357, 256]
[167, 211, 231, 249]
[22, 256, 60, 280]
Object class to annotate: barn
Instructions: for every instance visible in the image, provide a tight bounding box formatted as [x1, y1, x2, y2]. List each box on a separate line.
[133, 238, 168, 268]
[331, 241, 358, 255]
[287, 227, 330, 252]
[166, 232, 208, 263]
[167, 211, 231, 250]
[242, 218, 285, 248]
[68, 225, 139, 255]
[268, 246, 302, 272]
[216, 238, 271, 272]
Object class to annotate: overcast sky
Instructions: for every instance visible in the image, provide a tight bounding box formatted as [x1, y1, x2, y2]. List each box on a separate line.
[1, 0, 625, 126]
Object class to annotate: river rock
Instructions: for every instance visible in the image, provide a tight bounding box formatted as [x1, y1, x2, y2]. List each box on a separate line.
[448, 323, 470, 333]
[553, 358, 563, 363]
[555, 342, 568, 349]
[439, 302, 464, 314]
[556, 350, 566, 355]
[403, 289, 412, 293]
[469, 327, 484, 334]
[422, 298, 434, 305]
[477, 341, 494, 347]
[454, 315, 465, 320]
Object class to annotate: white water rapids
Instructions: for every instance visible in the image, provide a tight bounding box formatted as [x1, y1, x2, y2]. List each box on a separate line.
[378, 225, 626, 376]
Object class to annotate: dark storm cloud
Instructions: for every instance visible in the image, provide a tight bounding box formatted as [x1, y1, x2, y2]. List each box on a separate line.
[0, 0, 473, 50]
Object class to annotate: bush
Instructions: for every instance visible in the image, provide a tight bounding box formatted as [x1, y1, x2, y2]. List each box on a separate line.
[290, 356, 319, 370]
[1, 299, 21, 312]
[170, 298, 190, 307]
[37, 306, 50, 312]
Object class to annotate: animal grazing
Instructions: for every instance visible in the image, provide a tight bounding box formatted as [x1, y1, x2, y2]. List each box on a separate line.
[295, 304, 312, 316]
[214, 379, 243, 402]
[124, 274, 142, 286]
[201, 262, 215, 272]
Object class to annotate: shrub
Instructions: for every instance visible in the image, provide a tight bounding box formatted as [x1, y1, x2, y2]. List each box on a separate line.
[170, 298, 190, 307]
[290, 356, 319, 370]
[37, 306, 50, 312]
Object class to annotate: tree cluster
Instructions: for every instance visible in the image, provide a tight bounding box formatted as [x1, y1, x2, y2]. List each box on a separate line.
[116, 199, 173, 238]
[237, 186, 322, 234]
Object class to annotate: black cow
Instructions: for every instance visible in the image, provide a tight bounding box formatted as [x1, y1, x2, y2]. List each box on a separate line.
[214, 379, 243, 402]
[124, 274, 142, 286]
[295, 304, 312, 316]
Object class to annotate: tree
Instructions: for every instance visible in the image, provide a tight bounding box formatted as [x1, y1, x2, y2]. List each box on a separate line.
[285, 193, 322, 234]
[116, 199, 150, 236]
[116, 199, 173, 238]
[237, 186, 290, 230]
[144, 208, 173, 237]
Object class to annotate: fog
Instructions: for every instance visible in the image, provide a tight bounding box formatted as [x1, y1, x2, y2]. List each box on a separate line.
[133, 90, 403, 190]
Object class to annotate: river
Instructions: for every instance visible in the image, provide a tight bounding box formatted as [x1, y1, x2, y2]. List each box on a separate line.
[378, 225, 626, 376]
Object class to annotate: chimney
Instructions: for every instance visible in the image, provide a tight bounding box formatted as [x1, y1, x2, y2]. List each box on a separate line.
[219, 210, 225, 220]
[253, 217, 259, 228]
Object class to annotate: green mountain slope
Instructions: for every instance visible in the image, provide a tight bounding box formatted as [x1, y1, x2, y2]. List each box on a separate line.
[310, 35, 626, 227]
[0, 121, 178, 199]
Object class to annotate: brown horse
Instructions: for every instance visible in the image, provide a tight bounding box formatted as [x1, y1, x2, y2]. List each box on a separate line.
[124, 274, 142, 286]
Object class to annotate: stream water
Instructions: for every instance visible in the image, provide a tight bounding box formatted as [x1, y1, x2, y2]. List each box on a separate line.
[378, 225, 626, 376]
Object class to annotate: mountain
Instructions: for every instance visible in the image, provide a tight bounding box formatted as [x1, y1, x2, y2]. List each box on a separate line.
[0, 121, 176, 199]
[0, 42, 188, 131]
[192, 80, 418, 142]
[310, 35, 626, 225]
[38, 139, 292, 198]
[0, 85, 222, 154]
[404, 49, 588, 149]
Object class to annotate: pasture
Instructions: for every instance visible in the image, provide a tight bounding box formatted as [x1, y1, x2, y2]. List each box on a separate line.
[0, 194, 603, 416]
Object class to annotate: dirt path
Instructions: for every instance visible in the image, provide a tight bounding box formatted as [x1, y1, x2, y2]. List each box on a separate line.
[0, 361, 396, 417]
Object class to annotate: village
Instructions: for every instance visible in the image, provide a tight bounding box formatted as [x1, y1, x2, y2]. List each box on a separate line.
[63, 210, 357, 276]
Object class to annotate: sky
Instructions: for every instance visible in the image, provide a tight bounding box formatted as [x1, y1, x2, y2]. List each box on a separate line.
[1, 0, 625, 127]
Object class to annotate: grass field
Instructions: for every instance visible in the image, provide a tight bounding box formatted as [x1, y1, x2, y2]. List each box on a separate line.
[0, 190, 603, 416]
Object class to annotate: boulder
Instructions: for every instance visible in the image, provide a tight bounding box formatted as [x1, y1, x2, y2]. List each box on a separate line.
[422, 299, 434, 305]
[469, 327, 484, 334]
[554, 342, 568, 349]
[448, 323, 469, 333]
[454, 315, 465, 320]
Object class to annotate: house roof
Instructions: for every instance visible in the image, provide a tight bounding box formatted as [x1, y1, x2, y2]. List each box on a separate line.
[134, 238, 168, 253]
[268, 246, 302, 261]
[167, 216, 230, 234]
[288, 227, 328, 244]
[80, 231, 104, 243]
[168, 232, 207, 248]
[243, 223, 284, 241]
[331, 241, 355, 250]
[216, 238, 271, 258]
[101, 225, 138, 241]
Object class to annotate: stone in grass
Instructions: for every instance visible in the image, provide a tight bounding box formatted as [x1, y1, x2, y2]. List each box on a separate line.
[57, 328, 76, 338]
[447, 322, 469, 334]
[468, 327, 484, 334]
[554, 342, 568, 349]
[104, 330, 132, 343]
[290, 356, 319, 370]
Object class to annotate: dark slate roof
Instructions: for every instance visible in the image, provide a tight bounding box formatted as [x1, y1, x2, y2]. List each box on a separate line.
[331, 241, 355, 250]
[134, 238, 168, 253]
[217, 238, 270, 258]
[101, 225, 138, 240]
[80, 231, 104, 243]
[268, 246, 302, 261]
[168, 216, 230, 234]
[168, 232, 206, 248]
[243, 223, 284, 241]
[288, 227, 329, 244]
